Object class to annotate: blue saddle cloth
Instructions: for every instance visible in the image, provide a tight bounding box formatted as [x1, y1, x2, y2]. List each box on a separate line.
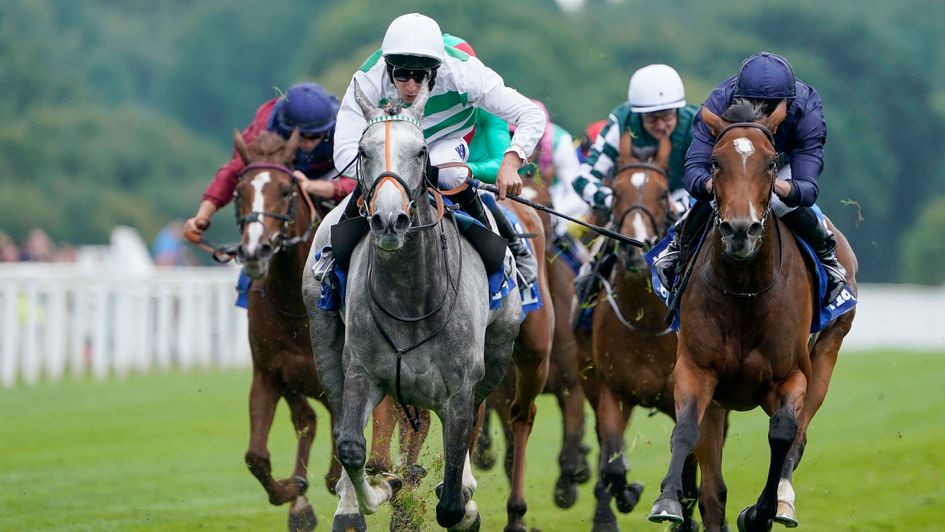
[645, 227, 856, 333]
[316, 195, 542, 317]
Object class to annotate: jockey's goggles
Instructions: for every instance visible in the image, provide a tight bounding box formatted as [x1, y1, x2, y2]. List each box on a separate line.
[299, 132, 325, 140]
[391, 67, 432, 83]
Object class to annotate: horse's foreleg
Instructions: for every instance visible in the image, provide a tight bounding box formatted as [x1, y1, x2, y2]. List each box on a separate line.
[472, 399, 498, 470]
[506, 332, 551, 532]
[366, 396, 396, 474]
[245, 368, 295, 505]
[650, 354, 718, 524]
[283, 391, 318, 531]
[738, 371, 806, 532]
[435, 393, 480, 531]
[334, 368, 394, 521]
[596, 382, 644, 515]
[694, 403, 729, 532]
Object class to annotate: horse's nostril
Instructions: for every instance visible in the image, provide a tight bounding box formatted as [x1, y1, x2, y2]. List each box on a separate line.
[393, 213, 411, 233]
[747, 221, 763, 237]
[719, 221, 734, 237]
[370, 213, 385, 233]
[258, 243, 273, 258]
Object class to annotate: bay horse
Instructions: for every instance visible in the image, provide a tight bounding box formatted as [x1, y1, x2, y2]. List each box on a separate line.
[302, 81, 522, 531]
[472, 162, 592, 512]
[648, 100, 857, 531]
[591, 134, 724, 531]
[232, 129, 337, 531]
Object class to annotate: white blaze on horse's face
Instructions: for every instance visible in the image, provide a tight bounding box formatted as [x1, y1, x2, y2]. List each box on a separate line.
[733, 137, 754, 172]
[244, 172, 272, 256]
[628, 172, 650, 241]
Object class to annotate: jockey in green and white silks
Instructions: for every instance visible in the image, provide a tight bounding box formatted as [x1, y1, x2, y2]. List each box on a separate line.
[329, 14, 546, 285]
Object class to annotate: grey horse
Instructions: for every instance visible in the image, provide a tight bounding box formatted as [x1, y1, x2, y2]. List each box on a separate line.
[301, 80, 522, 531]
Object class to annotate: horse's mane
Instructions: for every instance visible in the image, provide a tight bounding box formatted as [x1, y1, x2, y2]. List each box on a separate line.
[720, 98, 769, 124]
[631, 145, 658, 162]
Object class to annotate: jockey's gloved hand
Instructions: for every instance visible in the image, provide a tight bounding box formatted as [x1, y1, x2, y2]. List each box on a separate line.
[592, 186, 614, 210]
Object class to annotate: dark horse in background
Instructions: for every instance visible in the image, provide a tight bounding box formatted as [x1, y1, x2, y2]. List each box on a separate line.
[648, 101, 857, 531]
[472, 160, 592, 512]
[591, 134, 726, 532]
[230, 130, 338, 531]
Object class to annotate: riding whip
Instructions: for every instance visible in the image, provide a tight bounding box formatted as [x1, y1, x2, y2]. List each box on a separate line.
[470, 179, 647, 249]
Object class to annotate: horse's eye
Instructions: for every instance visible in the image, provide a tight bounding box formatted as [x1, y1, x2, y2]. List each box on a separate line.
[711, 157, 719, 171]
[418, 146, 428, 158]
[282, 186, 292, 197]
[768, 160, 777, 171]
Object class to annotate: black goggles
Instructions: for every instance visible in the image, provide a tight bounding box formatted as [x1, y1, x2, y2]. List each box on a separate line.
[391, 67, 431, 83]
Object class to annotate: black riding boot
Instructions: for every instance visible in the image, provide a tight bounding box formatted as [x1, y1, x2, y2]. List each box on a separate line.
[455, 187, 538, 285]
[781, 207, 847, 304]
[652, 200, 712, 291]
[313, 183, 364, 282]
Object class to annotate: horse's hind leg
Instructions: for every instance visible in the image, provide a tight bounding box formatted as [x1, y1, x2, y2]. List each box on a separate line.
[245, 369, 300, 506]
[472, 400, 497, 470]
[397, 403, 431, 486]
[551, 344, 591, 509]
[367, 397, 397, 474]
[776, 313, 854, 527]
[695, 403, 729, 532]
[283, 391, 318, 531]
[738, 372, 806, 532]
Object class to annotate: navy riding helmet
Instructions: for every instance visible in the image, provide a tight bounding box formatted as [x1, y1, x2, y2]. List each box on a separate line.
[734, 52, 797, 100]
[270, 82, 339, 138]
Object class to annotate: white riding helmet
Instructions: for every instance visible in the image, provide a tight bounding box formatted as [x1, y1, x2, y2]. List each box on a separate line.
[627, 64, 686, 113]
[381, 13, 445, 66]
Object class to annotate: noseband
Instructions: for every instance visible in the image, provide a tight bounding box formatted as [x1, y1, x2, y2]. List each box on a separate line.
[235, 162, 316, 256]
[710, 122, 778, 227]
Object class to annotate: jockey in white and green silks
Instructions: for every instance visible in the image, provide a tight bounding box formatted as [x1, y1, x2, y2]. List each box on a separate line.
[328, 14, 546, 284]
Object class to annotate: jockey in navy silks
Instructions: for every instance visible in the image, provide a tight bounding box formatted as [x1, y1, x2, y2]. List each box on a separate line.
[651, 52, 847, 305]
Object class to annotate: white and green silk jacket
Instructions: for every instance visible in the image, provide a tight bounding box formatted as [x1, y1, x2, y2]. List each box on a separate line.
[333, 45, 546, 177]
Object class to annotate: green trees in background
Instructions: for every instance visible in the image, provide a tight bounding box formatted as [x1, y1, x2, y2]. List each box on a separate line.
[1, 0, 943, 283]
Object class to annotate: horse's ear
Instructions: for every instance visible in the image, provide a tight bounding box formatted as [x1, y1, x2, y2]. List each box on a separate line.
[701, 105, 725, 137]
[352, 79, 376, 119]
[409, 81, 431, 118]
[234, 129, 251, 164]
[762, 99, 788, 134]
[655, 133, 672, 169]
[617, 130, 633, 167]
[284, 128, 300, 163]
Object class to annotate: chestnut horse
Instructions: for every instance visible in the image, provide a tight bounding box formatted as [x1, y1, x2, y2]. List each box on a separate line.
[473, 164, 592, 511]
[231, 130, 337, 531]
[648, 101, 857, 531]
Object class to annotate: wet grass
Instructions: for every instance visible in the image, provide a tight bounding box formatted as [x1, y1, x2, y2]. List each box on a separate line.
[0, 349, 942, 530]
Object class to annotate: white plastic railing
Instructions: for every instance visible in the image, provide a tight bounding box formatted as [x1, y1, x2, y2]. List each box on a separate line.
[0, 262, 251, 387]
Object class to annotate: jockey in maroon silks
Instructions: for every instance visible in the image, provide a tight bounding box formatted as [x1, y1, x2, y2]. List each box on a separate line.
[185, 82, 356, 239]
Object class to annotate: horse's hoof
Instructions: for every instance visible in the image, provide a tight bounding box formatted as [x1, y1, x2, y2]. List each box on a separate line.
[404, 464, 427, 487]
[448, 510, 481, 532]
[331, 512, 366, 532]
[553, 476, 579, 508]
[591, 518, 620, 532]
[376, 471, 403, 498]
[774, 499, 798, 528]
[288, 502, 317, 532]
[737, 506, 772, 532]
[614, 481, 644, 514]
[649, 497, 684, 523]
[472, 448, 497, 470]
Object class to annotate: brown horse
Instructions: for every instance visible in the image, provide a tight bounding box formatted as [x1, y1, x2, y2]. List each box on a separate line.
[473, 165, 593, 511]
[232, 130, 337, 531]
[591, 135, 724, 532]
[648, 101, 857, 531]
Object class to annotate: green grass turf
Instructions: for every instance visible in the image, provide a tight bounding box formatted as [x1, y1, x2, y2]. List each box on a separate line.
[1, 349, 942, 531]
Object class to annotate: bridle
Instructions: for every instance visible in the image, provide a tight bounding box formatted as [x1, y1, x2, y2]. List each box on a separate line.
[234, 162, 318, 256]
[600, 161, 674, 336]
[703, 121, 784, 298]
[710, 121, 777, 228]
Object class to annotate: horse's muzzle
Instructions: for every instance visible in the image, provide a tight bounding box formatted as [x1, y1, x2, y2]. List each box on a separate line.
[240, 242, 274, 279]
[719, 218, 763, 260]
[370, 211, 411, 251]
